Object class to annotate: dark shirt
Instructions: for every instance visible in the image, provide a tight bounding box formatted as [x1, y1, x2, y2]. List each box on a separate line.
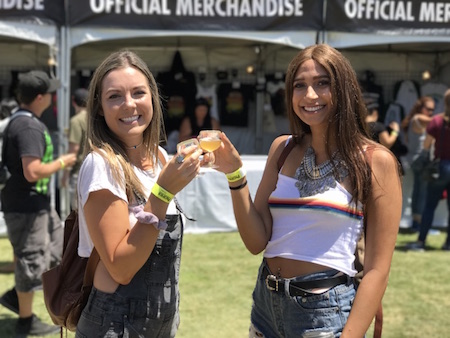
[427, 115, 450, 160]
[367, 121, 386, 144]
[1, 110, 53, 212]
[217, 83, 254, 127]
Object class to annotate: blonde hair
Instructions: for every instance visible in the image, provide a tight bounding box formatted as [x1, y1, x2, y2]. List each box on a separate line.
[85, 50, 164, 201]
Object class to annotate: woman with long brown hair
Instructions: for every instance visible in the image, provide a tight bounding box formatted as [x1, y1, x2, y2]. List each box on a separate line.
[214, 44, 401, 337]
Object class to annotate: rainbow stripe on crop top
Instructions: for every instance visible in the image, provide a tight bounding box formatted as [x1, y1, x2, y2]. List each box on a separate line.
[264, 173, 364, 276]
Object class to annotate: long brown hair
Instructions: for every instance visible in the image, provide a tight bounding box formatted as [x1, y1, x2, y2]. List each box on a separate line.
[85, 50, 164, 201]
[284, 44, 374, 205]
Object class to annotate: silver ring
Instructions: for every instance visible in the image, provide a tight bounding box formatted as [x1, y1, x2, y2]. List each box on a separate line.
[176, 155, 185, 164]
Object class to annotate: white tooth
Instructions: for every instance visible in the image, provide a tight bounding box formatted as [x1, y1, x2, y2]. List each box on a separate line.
[122, 116, 139, 122]
[305, 106, 322, 112]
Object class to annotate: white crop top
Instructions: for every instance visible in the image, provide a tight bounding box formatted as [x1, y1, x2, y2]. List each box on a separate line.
[77, 147, 177, 258]
[265, 172, 364, 277]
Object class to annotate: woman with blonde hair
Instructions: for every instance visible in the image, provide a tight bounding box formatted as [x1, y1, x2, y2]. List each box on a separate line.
[76, 50, 202, 337]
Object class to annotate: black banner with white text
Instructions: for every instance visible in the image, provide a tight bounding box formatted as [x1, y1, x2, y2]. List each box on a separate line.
[68, 0, 324, 30]
[326, 0, 450, 35]
[0, 0, 65, 25]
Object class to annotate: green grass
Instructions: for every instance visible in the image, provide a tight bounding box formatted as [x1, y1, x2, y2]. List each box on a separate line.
[0, 230, 449, 337]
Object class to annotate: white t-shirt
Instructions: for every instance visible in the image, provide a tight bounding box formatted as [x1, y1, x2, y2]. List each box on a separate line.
[77, 147, 177, 257]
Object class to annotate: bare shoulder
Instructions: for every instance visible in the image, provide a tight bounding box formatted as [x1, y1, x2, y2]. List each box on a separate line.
[266, 135, 292, 171]
[366, 145, 401, 177]
[268, 135, 291, 155]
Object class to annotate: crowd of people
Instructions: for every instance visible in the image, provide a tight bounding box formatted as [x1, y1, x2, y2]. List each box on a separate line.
[0, 43, 447, 337]
[406, 89, 450, 251]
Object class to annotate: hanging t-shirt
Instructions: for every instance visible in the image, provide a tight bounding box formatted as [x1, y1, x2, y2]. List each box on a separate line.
[217, 82, 254, 127]
[265, 73, 286, 117]
[157, 71, 197, 134]
[394, 80, 420, 116]
[156, 52, 197, 135]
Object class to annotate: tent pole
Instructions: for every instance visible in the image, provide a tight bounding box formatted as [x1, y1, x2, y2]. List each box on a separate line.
[57, 24, 70, 219]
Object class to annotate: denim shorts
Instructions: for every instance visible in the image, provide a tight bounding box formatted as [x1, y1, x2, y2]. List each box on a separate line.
[249, 260, 355, 338]
[4, 208, 63, 292]
[76, 214, 182, 338]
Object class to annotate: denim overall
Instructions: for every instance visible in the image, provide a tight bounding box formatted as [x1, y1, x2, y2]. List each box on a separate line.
[76, 214, 183, 338]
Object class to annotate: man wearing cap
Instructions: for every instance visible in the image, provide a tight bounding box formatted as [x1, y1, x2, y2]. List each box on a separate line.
[0, 70, 76, 336]
[62, 87, 88, 210]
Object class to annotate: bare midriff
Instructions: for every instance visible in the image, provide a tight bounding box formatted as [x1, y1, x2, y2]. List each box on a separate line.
[266, 257, 332, 279]
[93, 261, 119, 293]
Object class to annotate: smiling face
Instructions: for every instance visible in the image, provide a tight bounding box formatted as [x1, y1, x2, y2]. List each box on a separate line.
[100, 66, 153, 147]
[292, 59, 333, 132]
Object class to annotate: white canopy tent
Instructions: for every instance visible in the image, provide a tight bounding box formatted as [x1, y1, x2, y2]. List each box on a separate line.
[321, 0, 450, 90]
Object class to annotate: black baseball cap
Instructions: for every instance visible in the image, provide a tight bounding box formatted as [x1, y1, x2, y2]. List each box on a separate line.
[17, 70, 60, 100]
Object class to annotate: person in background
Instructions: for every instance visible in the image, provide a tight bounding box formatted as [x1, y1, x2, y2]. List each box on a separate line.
[0, 70, 76, 337]
[365, 99, 400, 149]
[178, 97, 220, 143]
[407, 89, 450, 251]
[213, 44, 401, 337]
[401, 96, 435, 232]
[61, 88, 89, 210]
[76, 50, 202, 337]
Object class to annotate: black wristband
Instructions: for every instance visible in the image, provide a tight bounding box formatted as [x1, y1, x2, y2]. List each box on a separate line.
[229, 180, 248, 190]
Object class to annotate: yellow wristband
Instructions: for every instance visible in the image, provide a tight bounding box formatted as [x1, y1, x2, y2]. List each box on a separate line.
[58, 158, 65, 170]
[391, 130, 399, 136]
[226, 167, 247, 182]
[151, 183, 174, 204]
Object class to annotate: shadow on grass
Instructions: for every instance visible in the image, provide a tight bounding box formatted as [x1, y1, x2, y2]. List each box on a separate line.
[0, 314, 17, 337]
[395, 244, 441, 252]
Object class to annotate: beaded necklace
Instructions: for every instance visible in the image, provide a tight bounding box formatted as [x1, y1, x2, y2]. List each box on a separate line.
[295, 146, 349, 197]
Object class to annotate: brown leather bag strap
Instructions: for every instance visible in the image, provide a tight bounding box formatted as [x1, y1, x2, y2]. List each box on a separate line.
[83, 248, 100, 287]
[373, 305, 383, 338]
[277, 137, 295, 172]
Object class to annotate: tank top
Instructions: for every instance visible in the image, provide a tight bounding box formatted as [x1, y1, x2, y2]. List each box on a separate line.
[265, 172, 364, 277]
[406, 117, 426, 164]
